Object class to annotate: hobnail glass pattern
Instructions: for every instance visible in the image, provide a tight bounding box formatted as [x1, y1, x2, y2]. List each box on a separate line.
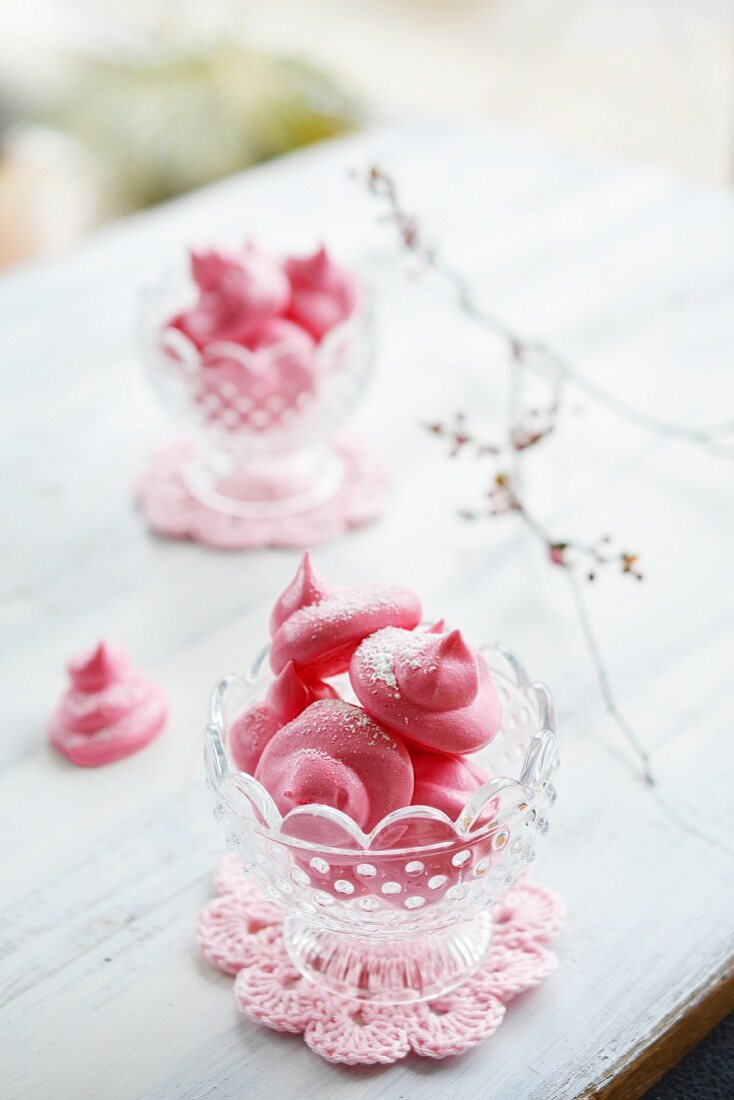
[205, 643, 558, 1001]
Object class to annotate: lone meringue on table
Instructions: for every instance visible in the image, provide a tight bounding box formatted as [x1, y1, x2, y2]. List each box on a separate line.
[49, 642, 167, 767]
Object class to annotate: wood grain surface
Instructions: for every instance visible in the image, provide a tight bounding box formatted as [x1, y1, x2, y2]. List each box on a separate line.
[2, 123, 733, 1099]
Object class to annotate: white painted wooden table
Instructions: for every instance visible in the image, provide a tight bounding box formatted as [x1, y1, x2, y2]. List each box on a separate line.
[2, 123, 734, 1100]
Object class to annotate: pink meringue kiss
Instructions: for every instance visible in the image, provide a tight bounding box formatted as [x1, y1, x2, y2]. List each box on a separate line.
[349, 627, 501, 755]
[269, 550, 332, 635]
[255, 699, 414, 832]
[229, 661, 336, 774]
[269, 553, 422, 678]
[409, 747, 488, 820]
[195, 241, 291, 320]
[284, 246, 358, 341]
[49, 643, 167, 767]
[171, 242, 291, 349]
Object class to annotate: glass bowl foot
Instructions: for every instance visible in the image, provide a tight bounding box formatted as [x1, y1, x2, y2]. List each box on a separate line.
[283, 912, 493, 1004]
[183, 443, 344, 519]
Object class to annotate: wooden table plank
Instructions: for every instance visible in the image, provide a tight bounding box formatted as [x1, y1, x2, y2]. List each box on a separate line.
[2, 123, 733, 1099]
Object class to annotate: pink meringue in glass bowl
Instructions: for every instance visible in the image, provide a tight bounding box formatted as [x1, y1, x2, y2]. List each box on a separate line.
[205, 639, 558, 1004]
[139, 244, 374, 520]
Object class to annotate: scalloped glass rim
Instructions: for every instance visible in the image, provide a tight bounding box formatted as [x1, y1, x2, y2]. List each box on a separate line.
[150, 286, 372, 382]
[205, 641, 558, 857]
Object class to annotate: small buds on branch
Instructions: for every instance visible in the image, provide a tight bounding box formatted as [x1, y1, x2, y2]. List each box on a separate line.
[363, 165, 435, 268]
[453, 443, 652, 780]
[426, 413, 499, 458]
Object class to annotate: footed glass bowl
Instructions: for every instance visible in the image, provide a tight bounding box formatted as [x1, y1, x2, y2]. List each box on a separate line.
[205, 643, 558, 1004]
[139, 264, 374, 519]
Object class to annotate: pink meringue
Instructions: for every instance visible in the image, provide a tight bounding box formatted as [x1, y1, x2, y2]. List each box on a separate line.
[170, 304, 253, 351]
[49, 643, 167, 767]
[349, 627, 501, 755]
[269, 554, 422, 678]
[269, 550, 332, 634]
[255, 699, 414, 831]
[409, 747, 488, 820]
[171, 243, 291, 349]
[284, 246, 358, 341]
[195, 241, 290, 320]
[229, 661, 336, 774]
[245, 316, 315, 357]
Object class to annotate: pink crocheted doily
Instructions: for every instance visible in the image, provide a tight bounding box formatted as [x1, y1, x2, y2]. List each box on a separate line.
[197, 855, 564, 1066]
[137, 439, 388, 549]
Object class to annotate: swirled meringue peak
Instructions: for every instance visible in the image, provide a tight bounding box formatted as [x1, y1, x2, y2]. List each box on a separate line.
[284, 246, 359, 341]
[229, 661, 336, 774]
[68, 641, 128, 693]
[269, 554, 422, 679]
[349, 627, 501, 755]
[50, 643, 167, 767]
[269, 550, 334, 634]
[424, 619, 447, 635]
[409, 746, 488, 820]
[255, 699, 414, 831]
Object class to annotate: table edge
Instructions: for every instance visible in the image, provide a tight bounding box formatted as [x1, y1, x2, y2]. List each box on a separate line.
[587, 959, 734, 1099]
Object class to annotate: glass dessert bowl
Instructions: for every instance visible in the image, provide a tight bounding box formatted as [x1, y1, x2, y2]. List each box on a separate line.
[205, 641, 558, 1004]
[139, 250, 373, 519]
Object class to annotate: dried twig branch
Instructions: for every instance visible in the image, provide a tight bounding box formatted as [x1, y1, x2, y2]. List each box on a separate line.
[361, 164, 734, 456]
[426, 419, 652, 780]
[565, 569, 655, 785]
[357, 163, 681, 782]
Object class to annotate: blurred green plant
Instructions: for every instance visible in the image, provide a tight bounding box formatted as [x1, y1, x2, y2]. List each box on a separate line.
[50, 41, 359, 213]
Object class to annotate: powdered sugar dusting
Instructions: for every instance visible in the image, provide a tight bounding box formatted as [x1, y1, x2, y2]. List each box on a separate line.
[354, 627, 432, 690]
[65, 677, 148, 717]
[303, 698, 403, 752]
[295, 585, 413, 634]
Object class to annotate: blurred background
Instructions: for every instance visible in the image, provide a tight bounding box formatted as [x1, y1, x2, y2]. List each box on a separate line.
[1, 0, 733, 269]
